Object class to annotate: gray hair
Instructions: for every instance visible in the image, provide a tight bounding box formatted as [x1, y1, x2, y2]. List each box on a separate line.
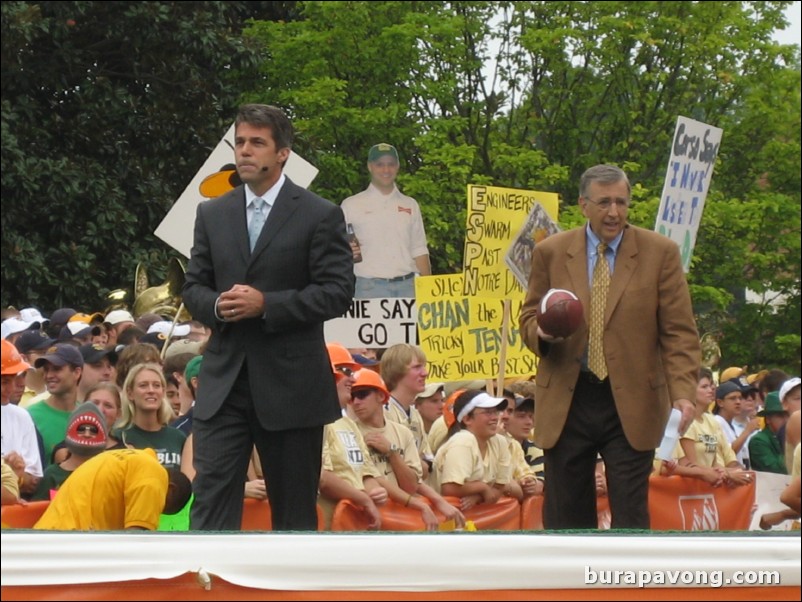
[579, 164, 631, 199]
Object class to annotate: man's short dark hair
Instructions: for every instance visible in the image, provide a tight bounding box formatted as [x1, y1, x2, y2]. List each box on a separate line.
[236, 104, 294, 154]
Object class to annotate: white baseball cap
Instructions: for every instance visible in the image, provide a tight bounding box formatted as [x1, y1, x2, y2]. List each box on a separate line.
[779, 377, 801, 404]
[104, 310, 135, 325]
[1, 317, 40, 340]
[147, 321, 190, 337]
[19, 308, 48, 325]
[456, 392, 508, 424]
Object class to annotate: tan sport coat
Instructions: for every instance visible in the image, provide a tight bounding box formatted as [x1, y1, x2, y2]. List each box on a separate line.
[520, 224, 700, 451]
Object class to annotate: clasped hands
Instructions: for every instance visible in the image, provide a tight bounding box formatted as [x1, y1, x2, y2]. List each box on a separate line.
[219, 285, 264, 322]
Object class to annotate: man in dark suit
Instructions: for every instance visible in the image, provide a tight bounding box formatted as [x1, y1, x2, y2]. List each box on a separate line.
[183, 104, 354, 530]
[520, 164, 700, 529]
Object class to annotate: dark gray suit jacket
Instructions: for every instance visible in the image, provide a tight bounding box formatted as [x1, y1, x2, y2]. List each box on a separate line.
[183, 178, 355, 431]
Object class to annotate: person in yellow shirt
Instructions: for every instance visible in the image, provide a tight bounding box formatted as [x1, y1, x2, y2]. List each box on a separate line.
[34, 448, 191, 530]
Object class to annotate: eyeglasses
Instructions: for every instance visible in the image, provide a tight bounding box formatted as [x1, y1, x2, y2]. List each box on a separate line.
[352, 389, 373, 400]
[336, 366, 355, 377]
[76, 424, 99, 436]
[583, 197, 630, 211]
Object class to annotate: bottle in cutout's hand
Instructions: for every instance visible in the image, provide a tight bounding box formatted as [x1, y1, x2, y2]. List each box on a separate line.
[347, 223, 362, 263]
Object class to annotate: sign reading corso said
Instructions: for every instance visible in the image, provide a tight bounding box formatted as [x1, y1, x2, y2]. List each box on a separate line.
[655, 116, 723, 272]
[415, 274, 536, 381]
[463, 185, 559, 298]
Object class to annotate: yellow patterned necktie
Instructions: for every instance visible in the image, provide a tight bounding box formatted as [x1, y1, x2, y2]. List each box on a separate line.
[588, 242, 610, 380]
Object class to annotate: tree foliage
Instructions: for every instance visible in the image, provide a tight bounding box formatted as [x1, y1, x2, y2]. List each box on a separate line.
[1, 0, 296, 309]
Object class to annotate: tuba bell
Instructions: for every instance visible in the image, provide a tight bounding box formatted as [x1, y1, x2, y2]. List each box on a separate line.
[132, 257, 191, 321]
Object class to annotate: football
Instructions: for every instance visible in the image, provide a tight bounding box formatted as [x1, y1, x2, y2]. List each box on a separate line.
[539, 289, 583, 338]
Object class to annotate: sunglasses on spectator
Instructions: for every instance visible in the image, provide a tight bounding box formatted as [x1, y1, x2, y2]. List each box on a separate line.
[352, 389, 374, 400]
[336, 366, 355, 377]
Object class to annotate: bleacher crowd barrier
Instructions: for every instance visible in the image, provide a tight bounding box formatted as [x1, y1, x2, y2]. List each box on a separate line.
[0, 474, 758, 532]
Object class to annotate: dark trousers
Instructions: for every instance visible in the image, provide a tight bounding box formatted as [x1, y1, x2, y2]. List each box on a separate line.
[543, 372, 654, 529]
[190, 365, 323, 531]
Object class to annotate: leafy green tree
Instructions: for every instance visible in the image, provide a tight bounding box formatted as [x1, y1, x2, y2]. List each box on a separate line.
[1, 1, 296, 310]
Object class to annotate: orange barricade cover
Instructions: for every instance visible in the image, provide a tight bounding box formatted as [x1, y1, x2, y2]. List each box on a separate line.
[520, 495, 544, 530]
[241, 499, 324, 531]
[332, 496, 522, 531]
[648, 474, 756, 531]
[1, 501, 51, 529]
[442, 496, 521, 531]
[332, 498, 439, 531]
[240, 499, 273, 531]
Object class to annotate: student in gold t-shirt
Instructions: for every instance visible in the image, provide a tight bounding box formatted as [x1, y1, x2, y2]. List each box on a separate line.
[34, 448, 191, 530]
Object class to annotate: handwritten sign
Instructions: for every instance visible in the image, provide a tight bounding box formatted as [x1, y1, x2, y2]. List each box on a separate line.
[416, 275, 536, 381]
[655, 116, 723, 272]
[325, 298, 417, 348]
[463, 185, 559, 298]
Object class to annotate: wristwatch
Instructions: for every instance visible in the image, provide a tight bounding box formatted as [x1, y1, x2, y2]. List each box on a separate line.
[388, 444, 401, 455]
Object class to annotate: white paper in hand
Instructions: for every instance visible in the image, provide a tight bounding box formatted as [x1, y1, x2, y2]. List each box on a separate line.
[655, 408, 682, 461]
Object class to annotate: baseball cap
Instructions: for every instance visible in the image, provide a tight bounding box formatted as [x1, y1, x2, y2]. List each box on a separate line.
[352, 353, 379, 367]
[104, 309, 135, 325]
[367, 143, 399, 163]
[1, 339, 32, 375]
[14, 331, 56, 354]
[416, 382, 445, 400]
[514, 395, 535, 411]
[455, 392, 508, 424]
[139, 332, 167, 351]
[779, 377, 801, 403]
[19, 308, 48, 325]
[715, 381, 741, 400]
[34, 344, 85, 368]
[164, 339, 202, 359]
[79, 343, 118, 365]
[1, 317, 41, 340]
[184, 355, 203, 382]
[135, 312, 164, 332]
[49, 308, 77, 327]
[720, 366, 745, 382]
[147, 321, 191, 337]
[69, 312, 105, 325]
[746, 369, 769, 385]
[727, 376, 757, 395]
[59, 322, 100, 341]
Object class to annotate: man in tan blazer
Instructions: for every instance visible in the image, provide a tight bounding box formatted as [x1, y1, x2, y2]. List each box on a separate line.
[520, 164, 700, 529]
